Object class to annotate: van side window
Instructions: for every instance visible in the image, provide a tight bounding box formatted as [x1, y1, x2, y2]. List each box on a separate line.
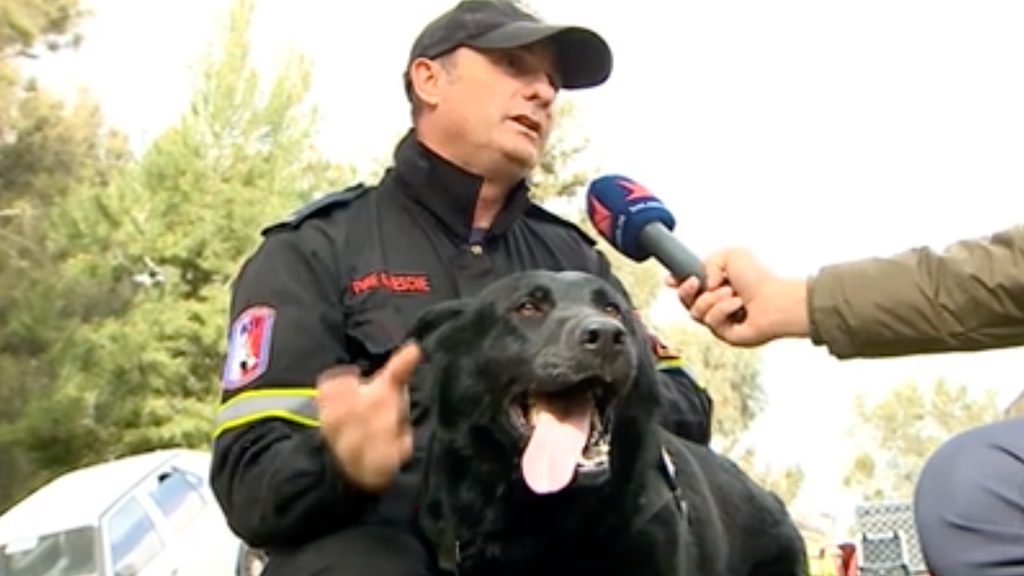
[149, 469, 206, 534]
[108, 496, 164, 575]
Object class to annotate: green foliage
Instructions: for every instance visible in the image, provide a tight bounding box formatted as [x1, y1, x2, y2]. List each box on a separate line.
[0, 0, 85, 60]
[0, 0, 125, 510]
[842, 377, 1001, 501]
[0, 0, 351, 510]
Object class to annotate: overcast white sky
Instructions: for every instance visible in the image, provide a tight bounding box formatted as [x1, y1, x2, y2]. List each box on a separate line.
[26, 0, 1024, 534]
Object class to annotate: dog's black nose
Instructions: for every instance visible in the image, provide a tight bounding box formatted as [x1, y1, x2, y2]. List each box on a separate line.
[577, 317, 626, 354]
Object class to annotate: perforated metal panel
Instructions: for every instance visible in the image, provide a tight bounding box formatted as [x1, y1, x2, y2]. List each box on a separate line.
[854, 501, 928, 575]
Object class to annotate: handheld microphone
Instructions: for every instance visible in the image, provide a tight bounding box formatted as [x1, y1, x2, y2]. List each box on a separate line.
[585, 174, 747, 323]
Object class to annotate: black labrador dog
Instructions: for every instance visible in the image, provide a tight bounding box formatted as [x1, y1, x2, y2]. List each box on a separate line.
[408, 270, 808, 576]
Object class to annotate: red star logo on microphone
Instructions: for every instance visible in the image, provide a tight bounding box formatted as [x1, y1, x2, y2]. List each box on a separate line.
[621, 179, 654, 201]
[588, 195, 613, 241]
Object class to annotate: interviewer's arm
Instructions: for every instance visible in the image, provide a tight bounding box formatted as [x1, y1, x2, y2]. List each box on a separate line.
[809, 225, 1024, 359]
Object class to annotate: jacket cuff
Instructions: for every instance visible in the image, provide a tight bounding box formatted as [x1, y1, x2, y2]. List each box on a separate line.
[807, 269, 857, 358]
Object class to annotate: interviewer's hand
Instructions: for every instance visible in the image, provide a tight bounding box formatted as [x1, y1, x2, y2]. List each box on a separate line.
[316, 343, 421, 492]
[666, 247, 810, 347]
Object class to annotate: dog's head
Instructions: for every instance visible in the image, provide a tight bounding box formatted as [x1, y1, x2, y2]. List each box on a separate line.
[409, 270, 657, 495]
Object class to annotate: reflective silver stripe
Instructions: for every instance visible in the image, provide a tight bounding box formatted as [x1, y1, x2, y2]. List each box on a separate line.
[213, 389, 318, 436]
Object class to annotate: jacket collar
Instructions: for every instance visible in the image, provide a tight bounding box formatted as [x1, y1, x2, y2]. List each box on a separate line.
[391, 130, 533, 242]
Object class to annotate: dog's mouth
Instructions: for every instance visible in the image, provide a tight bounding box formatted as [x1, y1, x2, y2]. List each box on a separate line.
[508, 376, 616, 495]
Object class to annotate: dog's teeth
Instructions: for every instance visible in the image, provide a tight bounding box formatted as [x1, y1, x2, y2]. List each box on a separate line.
[580, 442, 610, 465]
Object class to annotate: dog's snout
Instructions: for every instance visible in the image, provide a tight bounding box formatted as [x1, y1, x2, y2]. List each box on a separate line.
[577, 317, 626, 354]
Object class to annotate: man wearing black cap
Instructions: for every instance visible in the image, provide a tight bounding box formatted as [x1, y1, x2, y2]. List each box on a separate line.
[209, 2, 714, 575]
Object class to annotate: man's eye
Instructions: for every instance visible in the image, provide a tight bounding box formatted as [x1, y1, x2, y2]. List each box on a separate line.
[500, 53, 525, 72]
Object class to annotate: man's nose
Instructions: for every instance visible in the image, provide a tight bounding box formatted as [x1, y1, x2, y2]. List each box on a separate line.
[576, 317, 626, 356]
[526, 73, 557, 107]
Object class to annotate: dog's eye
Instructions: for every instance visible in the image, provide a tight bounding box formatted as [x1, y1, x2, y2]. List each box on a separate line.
[514, 300, 542, 316]
[603, 303, 622, 318]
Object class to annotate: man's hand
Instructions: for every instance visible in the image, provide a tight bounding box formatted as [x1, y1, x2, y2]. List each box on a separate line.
[315, 342, 422, 492]
[667, 247, 811, 346]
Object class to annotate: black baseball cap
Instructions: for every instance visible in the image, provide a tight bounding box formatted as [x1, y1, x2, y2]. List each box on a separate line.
[407, 0, 613, 90]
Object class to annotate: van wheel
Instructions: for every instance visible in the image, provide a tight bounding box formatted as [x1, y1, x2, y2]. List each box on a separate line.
[238, 545, 267, 576]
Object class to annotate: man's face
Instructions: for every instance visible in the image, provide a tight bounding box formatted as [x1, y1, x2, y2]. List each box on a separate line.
[425, 42, 561, 178]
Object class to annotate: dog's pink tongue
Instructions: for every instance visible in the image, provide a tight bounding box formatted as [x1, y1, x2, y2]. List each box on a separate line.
[521, 405, 590, 494]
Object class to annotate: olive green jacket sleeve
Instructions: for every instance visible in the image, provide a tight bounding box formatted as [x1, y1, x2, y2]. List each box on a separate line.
[807, 225, 1024, 359]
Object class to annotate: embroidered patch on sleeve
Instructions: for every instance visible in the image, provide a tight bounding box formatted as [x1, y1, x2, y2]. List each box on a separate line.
[222, 305, 276, 390]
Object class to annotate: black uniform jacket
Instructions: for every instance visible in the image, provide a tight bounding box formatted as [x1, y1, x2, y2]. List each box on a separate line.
[210, 131, 714, 551]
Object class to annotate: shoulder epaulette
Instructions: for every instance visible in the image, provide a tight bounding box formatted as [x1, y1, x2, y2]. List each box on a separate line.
[260, 183, 371, 236]
[524, 203, 597, 247]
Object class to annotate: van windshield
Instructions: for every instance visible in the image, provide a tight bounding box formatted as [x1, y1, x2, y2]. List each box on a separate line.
[0, 527, 100, 576]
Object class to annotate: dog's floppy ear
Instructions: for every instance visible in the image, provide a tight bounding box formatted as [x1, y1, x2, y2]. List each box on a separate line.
[408, 298, 469, 345]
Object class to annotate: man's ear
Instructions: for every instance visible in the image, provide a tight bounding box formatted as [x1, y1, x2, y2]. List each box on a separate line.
[408, 56, 444, 108]
[407, 298, 469, 345]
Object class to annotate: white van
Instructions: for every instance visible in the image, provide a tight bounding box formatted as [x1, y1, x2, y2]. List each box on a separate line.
[0, 448, 262, 576]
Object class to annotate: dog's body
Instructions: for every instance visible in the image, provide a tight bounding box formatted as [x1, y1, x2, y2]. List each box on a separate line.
[409, 271, 808, 576]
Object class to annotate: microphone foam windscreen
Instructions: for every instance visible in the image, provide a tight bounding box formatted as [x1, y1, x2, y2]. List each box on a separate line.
[585, 174, 675, 261]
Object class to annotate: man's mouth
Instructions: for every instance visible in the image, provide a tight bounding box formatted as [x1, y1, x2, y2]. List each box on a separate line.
[508, 376, 617, 495]
[511, 114, 542, 136]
